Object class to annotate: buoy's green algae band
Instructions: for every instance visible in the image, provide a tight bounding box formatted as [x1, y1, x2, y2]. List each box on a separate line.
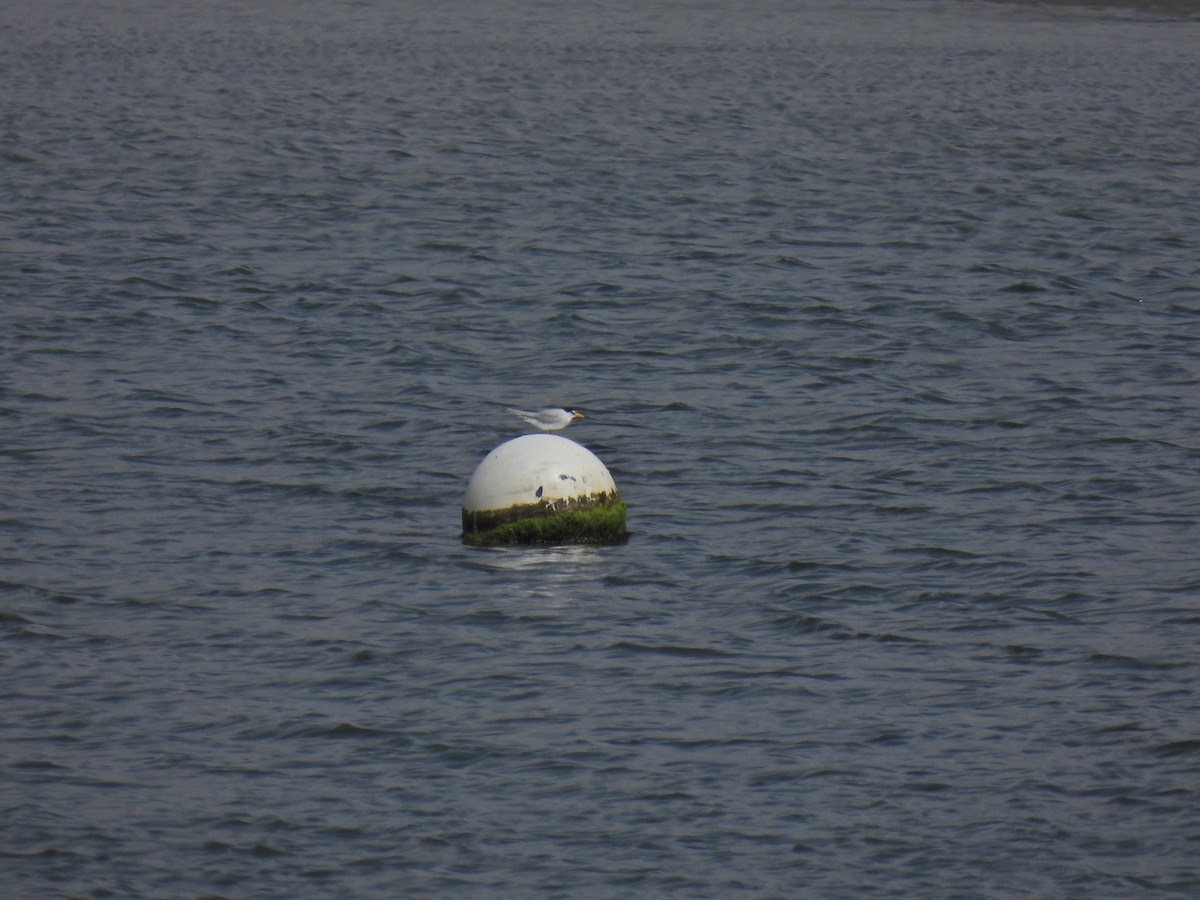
[461, 434, 629, 546]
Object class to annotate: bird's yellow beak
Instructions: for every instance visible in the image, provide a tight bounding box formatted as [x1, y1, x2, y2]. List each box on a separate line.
[572, 411, 585, 419]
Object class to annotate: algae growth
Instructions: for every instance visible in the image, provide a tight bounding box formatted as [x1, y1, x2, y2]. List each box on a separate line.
[462, 499, 628, 547]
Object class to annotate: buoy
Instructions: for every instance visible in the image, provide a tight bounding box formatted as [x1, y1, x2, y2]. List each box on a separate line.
[461, 434, 628, 546]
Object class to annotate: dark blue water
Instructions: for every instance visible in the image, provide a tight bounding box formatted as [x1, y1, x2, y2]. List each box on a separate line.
[4, 0, 1199, 896]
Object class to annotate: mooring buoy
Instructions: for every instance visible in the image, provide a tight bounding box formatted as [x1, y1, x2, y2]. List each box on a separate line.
[461, 434, 628, 546]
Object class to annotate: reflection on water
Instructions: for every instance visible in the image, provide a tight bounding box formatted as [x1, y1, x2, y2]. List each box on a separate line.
[465, 544, 615, 604]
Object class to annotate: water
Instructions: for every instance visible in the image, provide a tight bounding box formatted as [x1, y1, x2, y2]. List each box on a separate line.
[3, 0, 1199, 895]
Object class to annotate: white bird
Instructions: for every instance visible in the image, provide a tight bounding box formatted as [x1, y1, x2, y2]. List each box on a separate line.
[506, 406, 585, 432]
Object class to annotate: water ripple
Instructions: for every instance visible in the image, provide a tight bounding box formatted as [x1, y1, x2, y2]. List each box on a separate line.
[3, 0, 1199, 897]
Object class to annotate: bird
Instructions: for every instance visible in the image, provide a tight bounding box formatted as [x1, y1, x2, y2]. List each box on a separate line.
[506, 406, 585, 432]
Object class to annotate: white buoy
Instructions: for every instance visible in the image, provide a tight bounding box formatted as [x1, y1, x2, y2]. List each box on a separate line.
[461, 434, 627, 545]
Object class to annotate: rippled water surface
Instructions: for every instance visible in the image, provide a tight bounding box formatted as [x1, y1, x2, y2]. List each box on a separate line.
[3, 0, 1200, 896]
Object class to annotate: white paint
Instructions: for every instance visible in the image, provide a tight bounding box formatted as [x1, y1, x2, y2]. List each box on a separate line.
[463, 434, 618, 513]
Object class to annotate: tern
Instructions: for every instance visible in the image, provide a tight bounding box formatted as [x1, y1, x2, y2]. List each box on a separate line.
[506, 407, 585, 432]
